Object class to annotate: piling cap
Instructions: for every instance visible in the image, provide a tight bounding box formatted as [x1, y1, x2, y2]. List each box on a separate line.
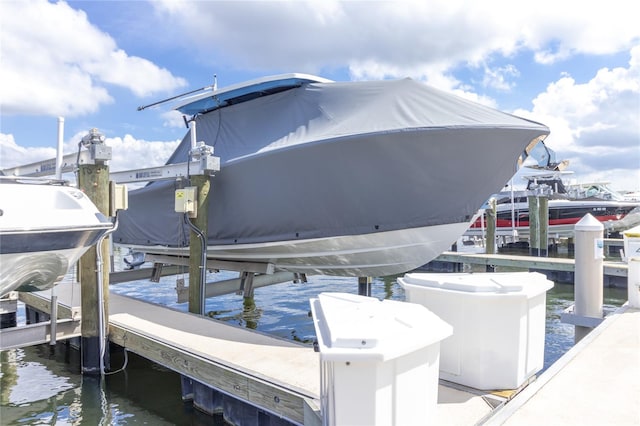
[574, 213, 604, 231]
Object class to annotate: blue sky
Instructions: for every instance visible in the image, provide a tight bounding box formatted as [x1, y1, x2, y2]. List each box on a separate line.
[1, 0, 639, 191]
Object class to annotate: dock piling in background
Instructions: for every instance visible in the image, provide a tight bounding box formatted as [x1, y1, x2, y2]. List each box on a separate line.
[539, 196, 549, 256]
[527, 195, 549, 257]
[528, 195, 540, 256]
[358, 276, 372, 296]
[0, 292, 18, 329]
[486, 197, 497, 272]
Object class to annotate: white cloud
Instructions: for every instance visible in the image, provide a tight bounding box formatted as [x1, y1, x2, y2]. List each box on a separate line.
[0, 0, 187, 117]
[162, 110, 188, 129]
[103, 134, 181, 172]
[1, 131, 180, 179]
[152, 0, 640, 85]
[514, 46, 640, 191]
[482, 64, 520, 91]
[3, 0, 639, 193]
[0, 133, 58, 170]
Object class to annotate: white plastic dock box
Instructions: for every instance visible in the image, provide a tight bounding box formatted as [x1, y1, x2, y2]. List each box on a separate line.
[623, 224, 640, 261]
[310, 292, 452, 426]
[398, 272, 553, 390]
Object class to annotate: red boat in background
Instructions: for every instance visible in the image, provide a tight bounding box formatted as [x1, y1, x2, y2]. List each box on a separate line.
[466, 171, 640, 239]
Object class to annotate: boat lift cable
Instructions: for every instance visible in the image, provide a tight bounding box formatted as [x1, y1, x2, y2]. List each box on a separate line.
[184, 213, 208, 315]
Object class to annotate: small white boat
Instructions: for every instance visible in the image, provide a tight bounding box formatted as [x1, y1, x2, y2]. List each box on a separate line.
[0, 176, 113, 296]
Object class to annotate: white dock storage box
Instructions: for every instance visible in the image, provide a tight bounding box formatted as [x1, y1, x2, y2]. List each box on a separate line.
[310, 292, 452, 426]
[398, 272, 553, 390]
[623, 224, 640, 261]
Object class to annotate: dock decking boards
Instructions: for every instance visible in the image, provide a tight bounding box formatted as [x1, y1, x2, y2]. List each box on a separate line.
[18, 282, 495, 425]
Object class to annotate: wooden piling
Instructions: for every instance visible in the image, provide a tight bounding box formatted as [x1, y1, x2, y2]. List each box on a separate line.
[486, 198, 497, 253]
[358, 276, 372, 296]
[77, 163, 110, 374]
[528, 195, 540, 256]
[189, 175, 211, 315]
[539, 196, 549, 257]
[485, 198, 497, 271]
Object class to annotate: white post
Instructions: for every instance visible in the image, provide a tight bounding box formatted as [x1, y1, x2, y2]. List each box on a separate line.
[55, 117, 65, 180]
[190, 120, 197, 152]
[628, 258, 640, 309]
[574, 213, 604, 343]
[51, 116, 65, 344]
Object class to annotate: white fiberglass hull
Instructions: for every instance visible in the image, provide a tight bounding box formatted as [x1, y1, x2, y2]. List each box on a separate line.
[1, 247, 85, 295]
[130, 222, 471, 277]
[0, 178, 113, 295]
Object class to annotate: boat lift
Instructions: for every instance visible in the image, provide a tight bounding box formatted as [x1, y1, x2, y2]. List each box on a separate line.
[1, 125, 306, 349]
[1, 125, 306, 352]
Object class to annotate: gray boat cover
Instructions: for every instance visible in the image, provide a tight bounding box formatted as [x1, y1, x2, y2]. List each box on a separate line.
[114, 78, 548, 248]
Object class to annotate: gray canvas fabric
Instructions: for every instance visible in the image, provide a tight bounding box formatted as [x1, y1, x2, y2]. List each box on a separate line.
[113, 78, 549, 248]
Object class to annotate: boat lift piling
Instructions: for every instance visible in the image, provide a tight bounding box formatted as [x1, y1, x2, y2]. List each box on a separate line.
[528, 195, 540, 256]
[527, 194, 549, 257]
[182, 119, 218, 315]
[77, 129, 113, 375]
[485, 197, 497, 271]
[358, 276, 372, 296]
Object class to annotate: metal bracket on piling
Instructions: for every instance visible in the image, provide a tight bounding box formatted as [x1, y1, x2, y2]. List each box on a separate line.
[151, 263, 164, 283]
[560, 304, 604, 328]
[238, 272, 255, 298]
[293, 273, 307, 284]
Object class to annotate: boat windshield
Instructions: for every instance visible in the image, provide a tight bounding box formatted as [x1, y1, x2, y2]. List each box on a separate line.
[565, 182, 627, 201]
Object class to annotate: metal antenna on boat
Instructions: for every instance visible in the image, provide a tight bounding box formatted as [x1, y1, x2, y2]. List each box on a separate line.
[213, 74, 217, 91]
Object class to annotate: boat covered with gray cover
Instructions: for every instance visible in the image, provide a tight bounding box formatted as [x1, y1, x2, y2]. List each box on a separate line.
[113, 75, 549, 276]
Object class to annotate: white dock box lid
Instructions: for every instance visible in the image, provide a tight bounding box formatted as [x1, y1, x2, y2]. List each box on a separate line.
[310, 292, 452, 362]
[398, 271, 554, 390]
[400, 271, 552, 296]
[310, 292, 453, 425]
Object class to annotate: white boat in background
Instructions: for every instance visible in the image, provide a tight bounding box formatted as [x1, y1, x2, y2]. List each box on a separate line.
[114, 73, 550, 277]
[0, 176, 113, 296]
[466, 170, 640, 239]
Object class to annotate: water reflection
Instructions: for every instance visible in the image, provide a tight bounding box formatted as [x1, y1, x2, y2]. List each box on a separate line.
[0, 344, 194, 425]
[2, 271, 628, 424]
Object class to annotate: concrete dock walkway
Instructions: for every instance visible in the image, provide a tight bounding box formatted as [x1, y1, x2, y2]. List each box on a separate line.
[485, 305, 640, 425]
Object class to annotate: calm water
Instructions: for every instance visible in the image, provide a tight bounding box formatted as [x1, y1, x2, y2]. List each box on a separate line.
[0, 269, 628, 425]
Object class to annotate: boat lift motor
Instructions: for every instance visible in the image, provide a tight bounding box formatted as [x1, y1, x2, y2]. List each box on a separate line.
[80, 128, 112, 163]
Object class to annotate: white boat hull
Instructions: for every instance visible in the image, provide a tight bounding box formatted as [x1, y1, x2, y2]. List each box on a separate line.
[129, 222, 471, 277]
[1, 248, 83, 295]
[0, 178, 113, 295]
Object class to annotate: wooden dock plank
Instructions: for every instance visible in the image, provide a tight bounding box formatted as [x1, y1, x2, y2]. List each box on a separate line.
[436, 251, 628, 277]
[108, 295, 319, 397]
[19, 281, 497, 425]
[108, 293, 321, 424]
